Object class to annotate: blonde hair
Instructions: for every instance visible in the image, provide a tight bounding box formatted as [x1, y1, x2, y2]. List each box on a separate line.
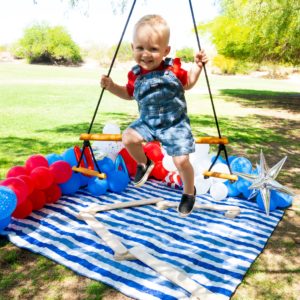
[133, 14, 170, 43]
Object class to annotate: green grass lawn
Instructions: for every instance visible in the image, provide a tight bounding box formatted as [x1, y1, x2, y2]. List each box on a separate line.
[0, 61, 299, 300]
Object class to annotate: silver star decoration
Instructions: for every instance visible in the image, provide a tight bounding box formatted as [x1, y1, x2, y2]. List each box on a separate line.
[233, 150, 295, 216]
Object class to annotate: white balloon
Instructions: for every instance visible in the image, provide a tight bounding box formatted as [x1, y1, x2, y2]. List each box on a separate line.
[194, 143, 210, 159]
[162, 154, 177, 172]
[194, 159, 212, 176]
[210, 182, 228, 201]
[93, 141, 108, 152]
[194, 175, 212, 195]
[211, 163, 230, 183]
[102, 122, 121, 134]
[92, 141, 124, 162]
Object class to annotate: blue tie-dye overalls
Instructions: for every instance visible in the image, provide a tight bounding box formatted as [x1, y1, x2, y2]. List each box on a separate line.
[129, 58, 195, 157]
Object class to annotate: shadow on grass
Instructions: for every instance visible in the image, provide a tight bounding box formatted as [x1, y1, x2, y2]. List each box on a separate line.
[190, 113, 300, 189]
[0, 136, 74, 179]
[234, 207, 300, 300]
[36, 113, 135, 135]
[219, 89, 300, 112]
[0, 136, 72, 159]
[1, 111, 298, 189]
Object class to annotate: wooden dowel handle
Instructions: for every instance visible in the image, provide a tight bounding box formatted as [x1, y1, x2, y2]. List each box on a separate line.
[80, 133, 122, 141]
[72, 167, 106, 179]
[203, 171, 238, 181]
[194, 137, 228, 144]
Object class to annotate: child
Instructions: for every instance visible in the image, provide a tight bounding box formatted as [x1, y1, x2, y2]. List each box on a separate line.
[101, 14, 208, 217]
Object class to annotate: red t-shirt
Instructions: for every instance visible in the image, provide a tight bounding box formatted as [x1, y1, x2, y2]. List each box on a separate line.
[126, 58, 188, 97]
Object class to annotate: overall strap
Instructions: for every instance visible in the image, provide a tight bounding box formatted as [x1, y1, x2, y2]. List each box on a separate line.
[164, 57, 173, 67]
[131, 65, 141, 75]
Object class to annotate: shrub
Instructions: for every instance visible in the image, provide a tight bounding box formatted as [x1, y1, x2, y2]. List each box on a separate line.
[212, 54, 237, 74]
[175, 47, 194, 63]
[108, 42, 132, 62]
[13, 24, 82, 65]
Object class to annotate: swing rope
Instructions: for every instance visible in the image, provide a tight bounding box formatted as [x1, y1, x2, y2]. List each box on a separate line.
[76, 0, 137, 172]
[188, 0, 234, 179]
[87, 0, 137, 135]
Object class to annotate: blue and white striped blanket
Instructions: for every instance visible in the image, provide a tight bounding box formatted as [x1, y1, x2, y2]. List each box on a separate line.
[6, 180, 284, 300]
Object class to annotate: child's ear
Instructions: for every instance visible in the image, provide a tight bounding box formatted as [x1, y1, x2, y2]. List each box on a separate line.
[164, 46, 171, 56]
[131, 43, 134, 51]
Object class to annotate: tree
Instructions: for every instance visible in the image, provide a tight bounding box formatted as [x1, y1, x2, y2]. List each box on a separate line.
[199, 0, 300, 66]
[13, 24, 82, 65]
[34, 0, 131, 14]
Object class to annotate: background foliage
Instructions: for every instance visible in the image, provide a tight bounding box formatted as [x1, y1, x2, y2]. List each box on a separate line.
[198, 0, 300, 66]
[13, 24, 82, 65]
[175, 47, 195, 63]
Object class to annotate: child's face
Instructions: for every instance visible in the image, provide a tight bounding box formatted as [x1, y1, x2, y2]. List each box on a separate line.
[132, 24, 170, 71]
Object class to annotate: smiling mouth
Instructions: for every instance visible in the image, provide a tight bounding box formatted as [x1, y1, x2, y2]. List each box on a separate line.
[142, 60, 153, 64]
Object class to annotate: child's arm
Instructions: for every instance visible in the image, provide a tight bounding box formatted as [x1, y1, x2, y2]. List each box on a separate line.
[184, 50, 208, 90]
[100, 75, 132, 100]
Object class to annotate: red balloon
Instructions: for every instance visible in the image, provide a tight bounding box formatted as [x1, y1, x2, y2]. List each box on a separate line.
[49, 160, 72, 184]
[30, 166, 54, 190]
[0, 177, 28, 205]
[25, 154, 49, 173]
[18, 175, 34, 195]
[44, 184, 62, 204]
[151, 161, 169, 180]
[12, 199, 33, 219]
[6, 165, 29, 178]
[28, 189, 46, 210]
[119, 148, 137, 177]
[144, 142, 164, 162]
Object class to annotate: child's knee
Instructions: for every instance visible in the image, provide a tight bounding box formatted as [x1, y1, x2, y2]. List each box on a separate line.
[173, 155, 190, 170]
[122, 128, 143, 146]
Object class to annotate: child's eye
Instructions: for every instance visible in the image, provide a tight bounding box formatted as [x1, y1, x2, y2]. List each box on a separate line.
[151, 48, 159, 52]
[136, 46, 143, 51]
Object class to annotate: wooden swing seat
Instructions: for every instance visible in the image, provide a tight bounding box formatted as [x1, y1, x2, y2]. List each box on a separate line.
[75, 134, 237, 181]
[79, 133, 228, 145]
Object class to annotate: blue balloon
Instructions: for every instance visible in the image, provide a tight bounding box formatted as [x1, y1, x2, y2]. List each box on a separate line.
[115, 154, 130, 182]
[87, 178, 108, 196]
[252, 166, 260, 175]
[107, 171, 129, 193]
[0, 186, 17, 220]
[59, 172, 81, 195]
[256, 192, 277, 212]
[230, 157, 252, 173]
[273, 191, 293, 208]
[46, 153, 64, 165]
[62, 147, 78, 167]
[210, 155, 226, 164]
[225, 180, 240, 197]
[96, 157, 114, 174]
[115, 154, 130, 184]
[228, 156, 237, 164]
[0, 215, 12, 232]
[79, 174, 92, 187]
[236, 178, 252, 198]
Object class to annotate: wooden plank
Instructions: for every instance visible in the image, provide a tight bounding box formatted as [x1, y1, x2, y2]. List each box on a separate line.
[79, 198, 164, 216]
[129, 246, 220, 300]
[156, 201, 241, 218]
[80, 213, 135, 261]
